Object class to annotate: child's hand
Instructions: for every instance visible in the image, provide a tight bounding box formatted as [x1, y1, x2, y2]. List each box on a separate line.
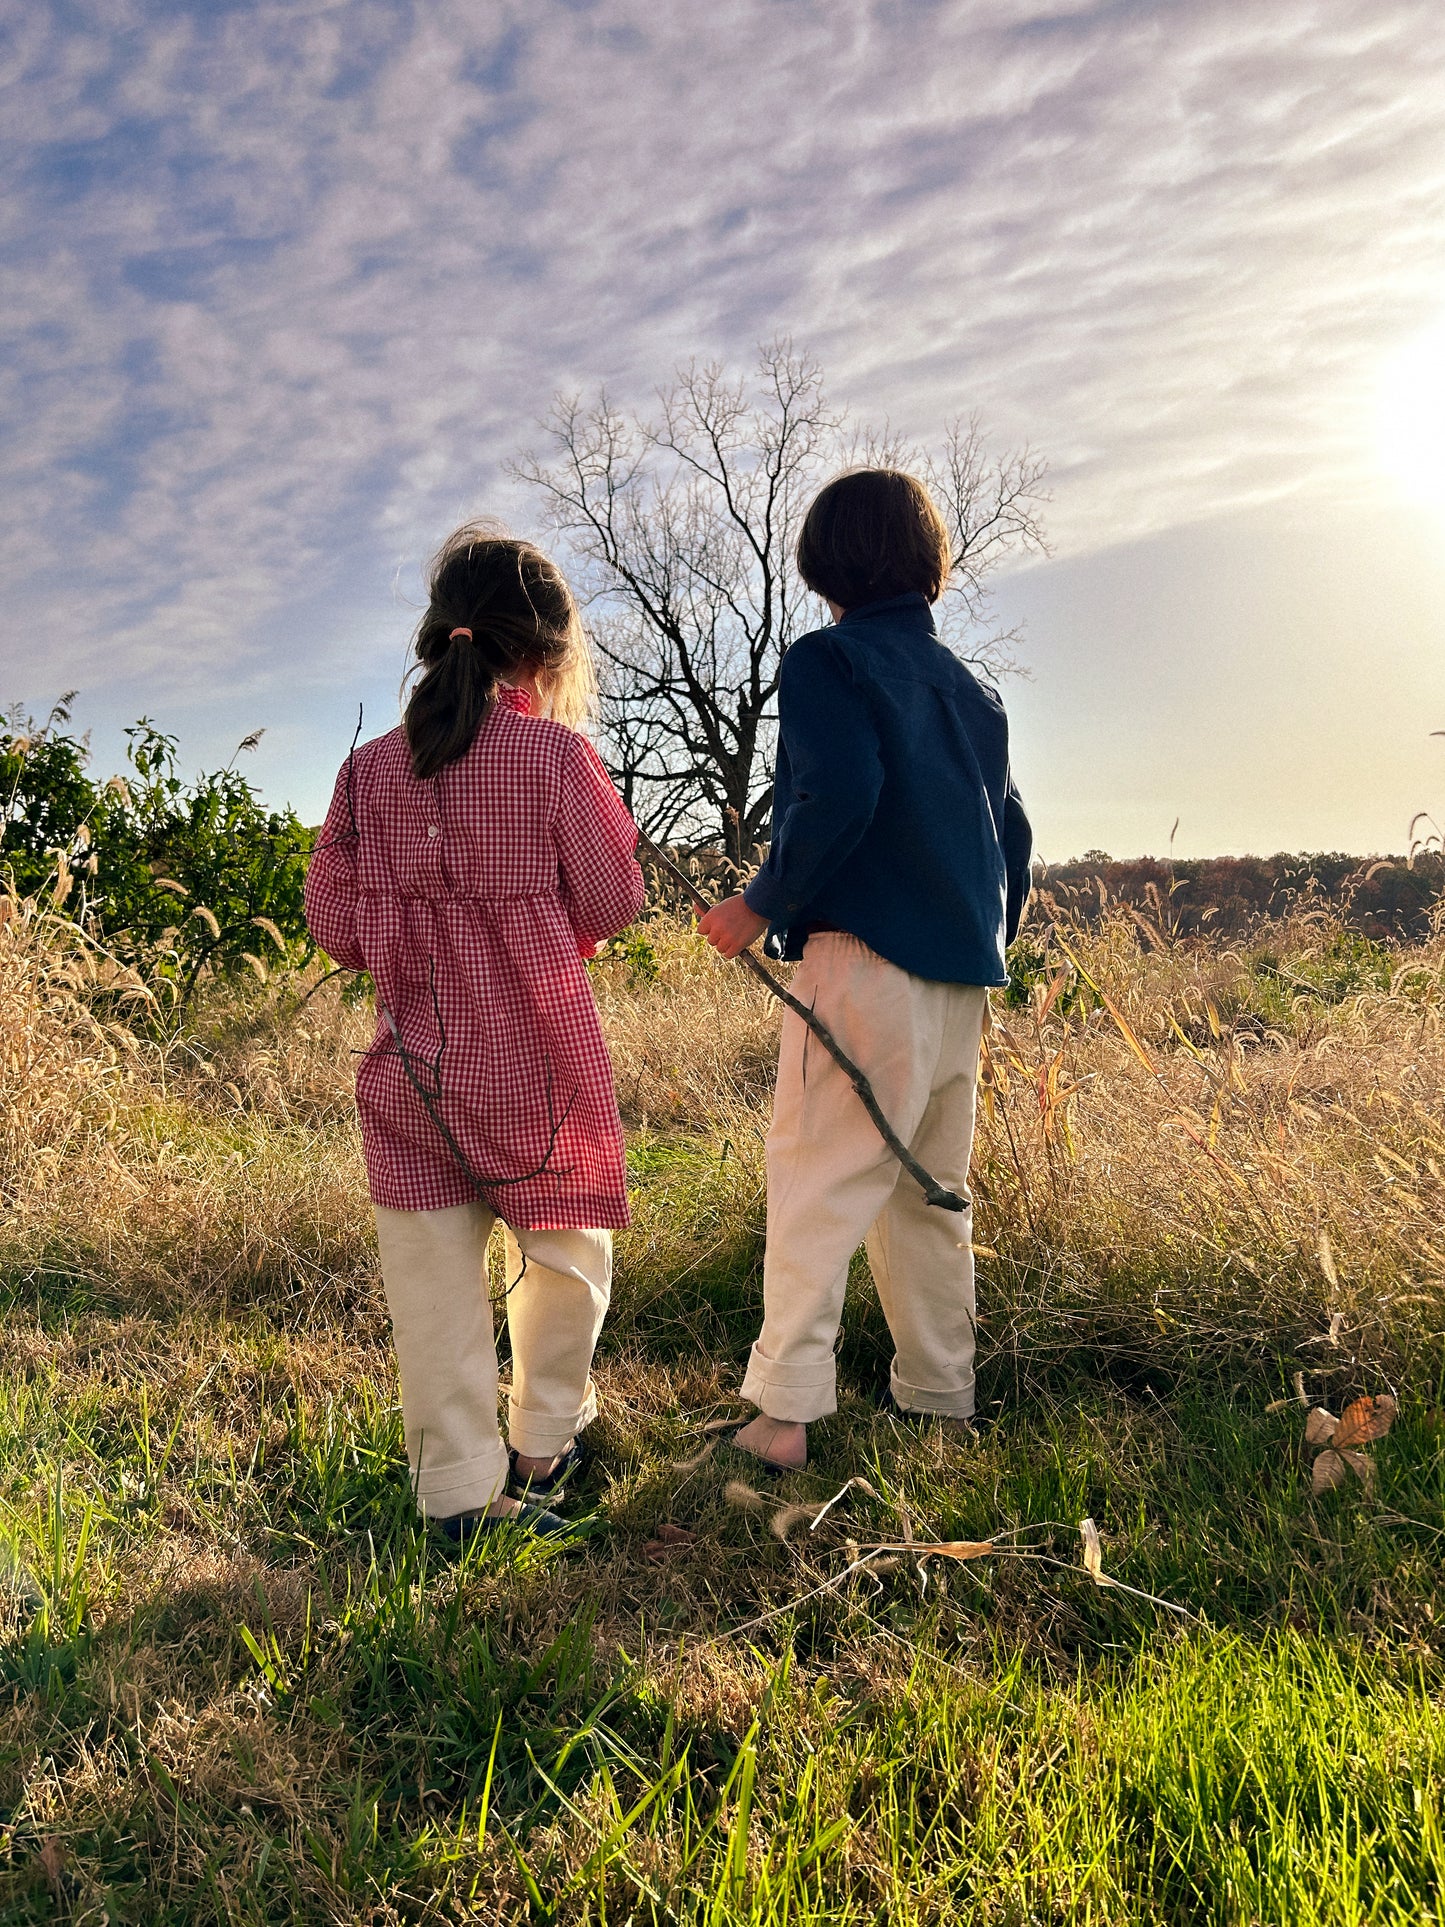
[697, 894, 769, 959]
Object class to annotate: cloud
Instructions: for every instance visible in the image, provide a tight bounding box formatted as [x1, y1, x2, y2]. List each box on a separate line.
[1, 0, 1443, 794]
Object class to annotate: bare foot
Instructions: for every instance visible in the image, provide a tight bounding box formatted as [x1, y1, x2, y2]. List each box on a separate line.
[733, 1414, 808, 1469]
[484, 1494, 525, 1521]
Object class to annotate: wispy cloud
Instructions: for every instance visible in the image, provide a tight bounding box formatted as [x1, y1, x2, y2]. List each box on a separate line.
[1, 0, 1443, 810]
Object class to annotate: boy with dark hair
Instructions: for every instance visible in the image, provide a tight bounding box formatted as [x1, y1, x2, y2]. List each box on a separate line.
[699, 468, 1032, 1470]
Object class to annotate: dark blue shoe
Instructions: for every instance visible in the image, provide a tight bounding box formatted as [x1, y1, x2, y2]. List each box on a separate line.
[433, 1500, 577, 1546]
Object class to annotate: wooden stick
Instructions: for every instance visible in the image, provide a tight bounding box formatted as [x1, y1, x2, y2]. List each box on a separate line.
[636, 832, 969, 1213]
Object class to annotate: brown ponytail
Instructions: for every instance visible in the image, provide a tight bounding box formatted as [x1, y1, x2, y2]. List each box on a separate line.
[403, 524, 595, 781]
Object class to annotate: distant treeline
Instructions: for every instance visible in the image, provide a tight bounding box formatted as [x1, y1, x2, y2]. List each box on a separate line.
[642, 844, 1445, 944]
[1034, 852, 1445, 941]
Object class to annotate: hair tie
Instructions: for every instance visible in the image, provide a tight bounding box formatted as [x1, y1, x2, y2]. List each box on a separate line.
[448, 627, 473, 644]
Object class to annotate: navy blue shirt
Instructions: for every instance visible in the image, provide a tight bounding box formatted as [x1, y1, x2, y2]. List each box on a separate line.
[742, 593, 1032, 986]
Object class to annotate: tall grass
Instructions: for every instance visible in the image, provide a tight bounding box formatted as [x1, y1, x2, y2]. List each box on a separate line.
[969, 912, 1445, 1393]
[0, 890, 1438, 1920]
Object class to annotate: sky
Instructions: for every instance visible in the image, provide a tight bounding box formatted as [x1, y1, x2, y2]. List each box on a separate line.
[2, 0, 1444, 861]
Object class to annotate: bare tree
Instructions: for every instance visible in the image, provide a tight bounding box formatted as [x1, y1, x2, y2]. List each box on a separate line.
[914, 415, 1052, 675]
[513, 342, 1048, 864]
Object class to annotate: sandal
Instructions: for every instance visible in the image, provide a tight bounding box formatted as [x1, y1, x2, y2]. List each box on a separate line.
[506, 1437, 587, 1502]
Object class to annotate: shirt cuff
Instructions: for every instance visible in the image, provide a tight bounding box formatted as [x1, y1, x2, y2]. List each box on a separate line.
[742, 872, 795, 921]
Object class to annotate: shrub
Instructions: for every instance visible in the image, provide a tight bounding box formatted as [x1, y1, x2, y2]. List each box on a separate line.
[1, 700, 314, 1011]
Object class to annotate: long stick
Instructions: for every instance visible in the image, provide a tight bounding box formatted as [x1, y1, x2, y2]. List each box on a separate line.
[636, 832, 969, 1213]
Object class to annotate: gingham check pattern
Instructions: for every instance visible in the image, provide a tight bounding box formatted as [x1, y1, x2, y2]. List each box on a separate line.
[305, 687, 645, 1225]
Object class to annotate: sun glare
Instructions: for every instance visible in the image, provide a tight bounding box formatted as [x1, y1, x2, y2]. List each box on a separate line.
[1376, 321, 1445, 513]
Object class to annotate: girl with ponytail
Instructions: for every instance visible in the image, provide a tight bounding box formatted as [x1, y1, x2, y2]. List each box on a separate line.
[305, 525, 643, 1542]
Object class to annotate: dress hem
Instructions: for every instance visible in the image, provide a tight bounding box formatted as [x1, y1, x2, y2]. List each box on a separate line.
[365, 1183, 631, 1230]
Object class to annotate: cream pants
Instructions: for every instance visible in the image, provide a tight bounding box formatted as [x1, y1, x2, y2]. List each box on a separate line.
[373, 1203, 611, 1518]
[741, 933, 986, 1424]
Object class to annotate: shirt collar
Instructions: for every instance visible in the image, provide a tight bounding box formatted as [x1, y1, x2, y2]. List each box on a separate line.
[496, 683, 533, 715]
[836, 591, 937, 634]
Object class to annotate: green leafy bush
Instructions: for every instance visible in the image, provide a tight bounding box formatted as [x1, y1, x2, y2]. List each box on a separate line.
[591, 926, 661, 984]
[1, 698, 314, 1008]
[1253, 930, 1396, 1004]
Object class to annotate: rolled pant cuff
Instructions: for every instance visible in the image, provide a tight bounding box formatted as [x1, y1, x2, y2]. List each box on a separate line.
[506, 1385, 598, 1458]
[413, 1447, 509, 1519]
[889, 1367, 976, 1420]
[741, 1355, 837, 1424]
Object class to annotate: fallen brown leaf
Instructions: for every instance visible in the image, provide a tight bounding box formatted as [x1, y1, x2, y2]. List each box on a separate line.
[1304, 1407, 1338, 1448]
[643, 1524, 696, 1561]
[1331, 1394, 1397, 1450]
[1312, 1447, 1348, 1494]
[37, 1838, 66, 1897]
[1311, 1447, 1376, 1496]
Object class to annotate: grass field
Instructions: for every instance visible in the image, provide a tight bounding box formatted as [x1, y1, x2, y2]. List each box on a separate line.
[0, 897, 1440, 1923]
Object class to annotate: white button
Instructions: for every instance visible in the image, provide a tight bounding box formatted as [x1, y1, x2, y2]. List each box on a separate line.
[427, 824, 439, 839]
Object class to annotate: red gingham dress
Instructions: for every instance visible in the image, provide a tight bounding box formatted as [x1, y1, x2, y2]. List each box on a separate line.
[304, 687, 645, 1226]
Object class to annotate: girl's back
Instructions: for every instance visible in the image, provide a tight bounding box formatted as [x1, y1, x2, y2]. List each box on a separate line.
[305, 534, 643, 1230]
[346, 692, 624, 908]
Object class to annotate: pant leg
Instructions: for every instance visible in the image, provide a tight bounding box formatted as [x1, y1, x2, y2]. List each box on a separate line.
[502, 1225, 612, 1458]
[864, 984, 987, 1418]
[373, 1201, 507, 1517]
[741, 935, 945, 1423]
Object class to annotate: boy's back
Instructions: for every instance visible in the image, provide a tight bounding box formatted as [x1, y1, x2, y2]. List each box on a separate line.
[745, 590, 1031, 986]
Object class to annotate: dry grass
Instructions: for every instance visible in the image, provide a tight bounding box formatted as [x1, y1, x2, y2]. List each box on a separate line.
[14, 896, 1436, 1381]
[0, 892, 1439, 1920]
[591, 920, 780, 1134]
[0, 897, 151, 1228]
[970, 915, 1445, 1393]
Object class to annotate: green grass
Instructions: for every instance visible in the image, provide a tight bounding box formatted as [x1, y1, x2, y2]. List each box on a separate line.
[0, 1214, 1437, 1924]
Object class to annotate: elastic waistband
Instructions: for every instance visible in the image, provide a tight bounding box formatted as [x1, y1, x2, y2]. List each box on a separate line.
[802, 927, 876, 958]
